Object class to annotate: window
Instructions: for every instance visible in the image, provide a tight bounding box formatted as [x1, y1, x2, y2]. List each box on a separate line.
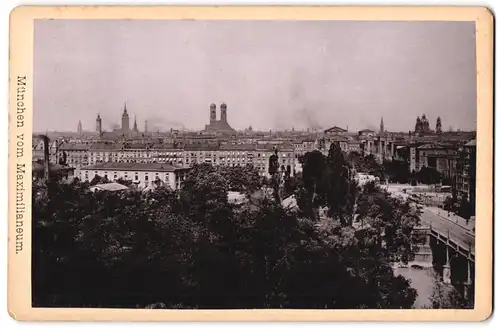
[145, 175, 149, 181]
[135, 175, 139, 180]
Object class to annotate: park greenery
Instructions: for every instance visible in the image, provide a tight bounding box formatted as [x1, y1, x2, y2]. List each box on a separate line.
[345, 151, 447, 186]
[34, 143, 424, 309]
[345, 152, 475, 219]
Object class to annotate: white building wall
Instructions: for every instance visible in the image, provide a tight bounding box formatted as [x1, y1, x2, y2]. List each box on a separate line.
[77, 168, 178, 190]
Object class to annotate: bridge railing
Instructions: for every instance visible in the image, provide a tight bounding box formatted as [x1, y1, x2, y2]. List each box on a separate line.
[428, 222, 475, 261]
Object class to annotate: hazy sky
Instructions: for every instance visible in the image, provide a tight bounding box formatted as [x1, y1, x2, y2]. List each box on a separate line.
[34, 20, 477, 132]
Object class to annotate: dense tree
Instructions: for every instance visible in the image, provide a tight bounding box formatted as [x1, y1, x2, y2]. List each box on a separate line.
[90, 174, 110, 185]
[427, 272, 473, 309]
[443, 196, 455, 211]
[115, 177, 134, 187]
[33, 157, 421, 309]
[458, 197, 474, 219]
[416, 166, 442, 185]
[217, 164, 262, 193]
[322, 143, 357, 225]
[384, 160, 411, 183]
[298, 150, 327, 218]
[355, 181, 421, 265]
[348, 153, 385, 180]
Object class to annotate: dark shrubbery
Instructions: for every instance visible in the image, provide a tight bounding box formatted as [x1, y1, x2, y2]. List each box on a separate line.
[33, 146, 420, 309]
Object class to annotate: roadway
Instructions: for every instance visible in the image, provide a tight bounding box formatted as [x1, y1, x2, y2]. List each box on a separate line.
[419, 207, 475, 255]
[385, 184, 475, 255]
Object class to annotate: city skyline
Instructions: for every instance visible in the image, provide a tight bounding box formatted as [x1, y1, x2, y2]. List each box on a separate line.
[34, 20, 477, 133]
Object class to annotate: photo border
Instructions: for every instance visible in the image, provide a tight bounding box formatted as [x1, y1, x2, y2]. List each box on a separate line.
[7, 5, 494, 322]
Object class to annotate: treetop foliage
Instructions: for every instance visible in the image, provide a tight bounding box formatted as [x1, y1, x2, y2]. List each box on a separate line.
[33, 150, 421, 309]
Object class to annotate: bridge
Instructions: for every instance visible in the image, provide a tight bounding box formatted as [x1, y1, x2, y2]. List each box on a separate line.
[409, 207, 475, 300]
[386, 185, 475, 301]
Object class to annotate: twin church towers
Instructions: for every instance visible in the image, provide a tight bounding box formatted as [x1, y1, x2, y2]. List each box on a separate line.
[91, 102, 235, 136]
[205, 103, 235, 134]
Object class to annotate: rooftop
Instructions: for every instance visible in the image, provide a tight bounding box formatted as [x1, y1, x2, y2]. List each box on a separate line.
[325, 126, 348, 133]
[82, 162, 188, 172]
[417, 143, 444, 150]
[184, 144, 220, 151]
[151, 143, 182, 150]
[255, 143, 294, 151]
[220, 143, 256, 151]
[88, 142, 119, 150]
[90, 182, 129, 192]
[59, 143, 91, 150]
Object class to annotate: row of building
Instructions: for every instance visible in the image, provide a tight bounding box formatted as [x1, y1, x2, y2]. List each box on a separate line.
[34, 134, 476, 205]
[34, 140, 302, 176]
[409, 139, 476, 206]
[35, 105, 476, 204]
[34, 125, 475, 178]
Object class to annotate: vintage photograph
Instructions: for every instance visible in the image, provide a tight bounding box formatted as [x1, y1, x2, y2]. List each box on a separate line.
[29, 18, 479, 311]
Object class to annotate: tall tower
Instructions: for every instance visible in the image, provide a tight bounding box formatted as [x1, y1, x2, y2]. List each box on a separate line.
[210, 103, 216, 123]
[145, 120, 148, 134]
[77, 120, 82, 134]
[96, 114, 102, 134]
[133, 115, 138, 133]
[221, 103, 227, 123]
[415, 116, 422, 133]
[380, 116, 384, 135]
[436, 116, 442, 134]
[421, 114, 430, 132]
[121, 103, 130, 132]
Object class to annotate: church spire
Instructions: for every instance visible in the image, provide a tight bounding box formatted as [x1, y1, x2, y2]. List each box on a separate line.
[380, 116, 384, 134]
[121, 103, 130, 132]
[133, 115, 138, 132]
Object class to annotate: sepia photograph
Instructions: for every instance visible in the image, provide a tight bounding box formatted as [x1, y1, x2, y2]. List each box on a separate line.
[8, 6, 493, 321]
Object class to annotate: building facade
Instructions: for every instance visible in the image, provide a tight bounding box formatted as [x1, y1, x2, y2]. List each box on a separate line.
[33, 137, 62, 164]
[182, 142, 296, 177]
[409, 143, 458, 177]
[58, 142, 90, 169]
[455, 140, 476, 207]
[77, 162, 190, 190]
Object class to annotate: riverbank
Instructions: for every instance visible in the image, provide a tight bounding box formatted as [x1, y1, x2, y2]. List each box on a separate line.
[394, 266, 436, 308]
